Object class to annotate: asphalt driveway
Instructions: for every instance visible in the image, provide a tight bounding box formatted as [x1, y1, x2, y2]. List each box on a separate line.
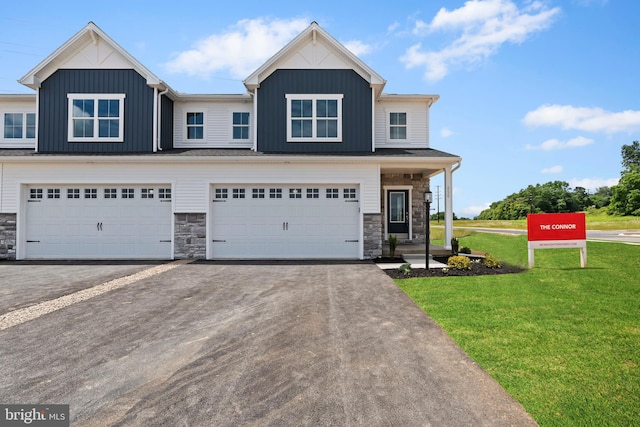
[0, 261, 537, 426]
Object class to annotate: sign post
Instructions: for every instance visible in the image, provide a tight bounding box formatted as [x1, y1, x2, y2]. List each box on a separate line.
[527, 213, 587, 268]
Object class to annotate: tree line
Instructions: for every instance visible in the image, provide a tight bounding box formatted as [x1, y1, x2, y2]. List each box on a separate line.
[477, 141, 640, 220]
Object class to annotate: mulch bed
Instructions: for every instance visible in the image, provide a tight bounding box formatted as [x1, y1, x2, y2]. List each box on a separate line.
[378, 256, 526, 279]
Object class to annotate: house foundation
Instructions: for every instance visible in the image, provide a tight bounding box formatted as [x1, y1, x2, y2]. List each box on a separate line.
[174, 213, 206, 259]
[0, 213, 17, 260]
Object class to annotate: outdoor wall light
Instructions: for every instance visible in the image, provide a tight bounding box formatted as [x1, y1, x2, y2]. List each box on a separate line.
[424, 190, 433, 203]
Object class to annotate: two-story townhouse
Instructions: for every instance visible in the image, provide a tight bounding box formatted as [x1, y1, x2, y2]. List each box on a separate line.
[0, 21, 461, 261]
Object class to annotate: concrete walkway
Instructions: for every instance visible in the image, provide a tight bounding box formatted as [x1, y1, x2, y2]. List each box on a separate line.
[376, 254, 448, 270]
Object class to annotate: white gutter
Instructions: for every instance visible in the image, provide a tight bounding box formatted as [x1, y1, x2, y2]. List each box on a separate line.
[0, 154, 462, 167]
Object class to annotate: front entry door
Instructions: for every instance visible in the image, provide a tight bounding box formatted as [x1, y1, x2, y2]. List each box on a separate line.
[388, 190, 410, 234]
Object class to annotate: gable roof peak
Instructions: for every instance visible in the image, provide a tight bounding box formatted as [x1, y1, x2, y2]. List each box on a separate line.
[243, 22, 385, 95]
[19, 21, 169, 91]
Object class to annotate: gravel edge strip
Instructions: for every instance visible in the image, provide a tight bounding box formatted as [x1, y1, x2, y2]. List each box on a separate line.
[0, 259, 193, 331]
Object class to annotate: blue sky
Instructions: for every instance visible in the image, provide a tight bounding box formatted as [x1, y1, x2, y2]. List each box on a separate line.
[2, 0, 638, 217]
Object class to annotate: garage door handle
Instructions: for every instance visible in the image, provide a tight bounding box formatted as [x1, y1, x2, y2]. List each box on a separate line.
[283, 222, 289, 231]
[97, 222, 103, 231]
[345, 240, 359, 243]
[159, 240, 172, 243]
[212, 240, 226, 243]
[27, 240, 40, 243]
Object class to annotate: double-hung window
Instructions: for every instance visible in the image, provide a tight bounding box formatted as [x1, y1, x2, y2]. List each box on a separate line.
[68, 94, 125, 142]
[232, 112, 250, 140]
[4, 113, 36, 139]
[187, 112, 204, 140]
[286, 94, 343, 142]
[389, 112, 407, 140]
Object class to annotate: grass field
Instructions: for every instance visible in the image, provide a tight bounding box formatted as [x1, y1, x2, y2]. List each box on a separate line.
[396, 233, 640, 426]
[451, 213, 640, 231]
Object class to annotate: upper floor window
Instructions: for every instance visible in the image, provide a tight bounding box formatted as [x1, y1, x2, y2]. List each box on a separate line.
[389, 112, 407, 140]
[285, 94, 343, 142]
[187, 112, 204, 139]
[4, 113, 36, 139]
[67, 94, 125, 142]
[233, 112, 250, 140]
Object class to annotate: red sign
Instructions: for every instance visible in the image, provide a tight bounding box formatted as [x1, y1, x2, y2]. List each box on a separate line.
[527, 213, 586, 241]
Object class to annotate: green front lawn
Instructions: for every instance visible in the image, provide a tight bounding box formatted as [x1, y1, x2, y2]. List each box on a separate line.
[452, 214, 640, 231]
[396, 233, 640, 426]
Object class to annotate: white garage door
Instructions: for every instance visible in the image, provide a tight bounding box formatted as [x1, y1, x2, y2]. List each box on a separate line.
[24, 185, 172, 259]
[210, 185, 360, 259]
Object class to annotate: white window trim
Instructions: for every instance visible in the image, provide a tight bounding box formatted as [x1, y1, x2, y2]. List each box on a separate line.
[3, 112, 36, 141]
[285, 94, 343, 142]
[67, 94, 125, 142]
[231, 111, 251, 140]
[186, 111, 205, 141]
[387, 111, 408, 141]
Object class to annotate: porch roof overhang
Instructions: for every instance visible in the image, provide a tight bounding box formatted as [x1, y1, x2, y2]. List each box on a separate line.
[0, 148, 460, 176]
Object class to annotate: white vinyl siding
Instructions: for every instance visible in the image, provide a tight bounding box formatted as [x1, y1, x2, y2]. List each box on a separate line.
[1, 161, 380, 214]
[174, 101, 252, 148]
[374, 101, 430, 148]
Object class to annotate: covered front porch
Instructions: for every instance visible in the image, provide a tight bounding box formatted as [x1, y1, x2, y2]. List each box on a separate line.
[378, 149, 461, 251]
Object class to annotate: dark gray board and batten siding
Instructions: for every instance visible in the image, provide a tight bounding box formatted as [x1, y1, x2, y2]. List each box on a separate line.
[257, 69, 372, 153]
[38, 69, 155, 153]
[160, 94, 174, 150]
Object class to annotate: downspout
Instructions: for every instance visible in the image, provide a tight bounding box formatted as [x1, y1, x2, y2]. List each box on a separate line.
[252, 90, 258, 151]
[156, 87, 169, 151]
[35, 87, 40, 153]
[152, 87, 158, 153]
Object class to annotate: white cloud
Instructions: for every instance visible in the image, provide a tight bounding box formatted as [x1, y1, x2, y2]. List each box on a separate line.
[459, 202, 491, 218]
[523, 104, 640, 134]
[525, 136, 594, 150]
[569, 177, 619, 190]
[440, 127, 454, 138]
[541, 165, 563, 174]
[164, 18, 309, 80]
[401, 0, 560, 81]
[412, 20, 429, 35]
[387, 21, 400, 33]
[343, 40, 373, 57]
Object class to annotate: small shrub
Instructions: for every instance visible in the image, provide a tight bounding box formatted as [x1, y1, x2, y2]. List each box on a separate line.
[447, 255, 472, 270]
[451, 237, 460, 255]
[388, 235, 398, 258]
[483, 254, 502, 269]
[399, 262, 412, 276]
[459, 246, 472, 254]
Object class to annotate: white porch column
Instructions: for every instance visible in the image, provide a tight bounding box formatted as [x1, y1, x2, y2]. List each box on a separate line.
[444, 166, 454, 249]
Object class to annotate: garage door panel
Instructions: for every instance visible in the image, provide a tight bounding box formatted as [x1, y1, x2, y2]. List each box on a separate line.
[211, 185, 360, 259]
[25, 185, 172, 259]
